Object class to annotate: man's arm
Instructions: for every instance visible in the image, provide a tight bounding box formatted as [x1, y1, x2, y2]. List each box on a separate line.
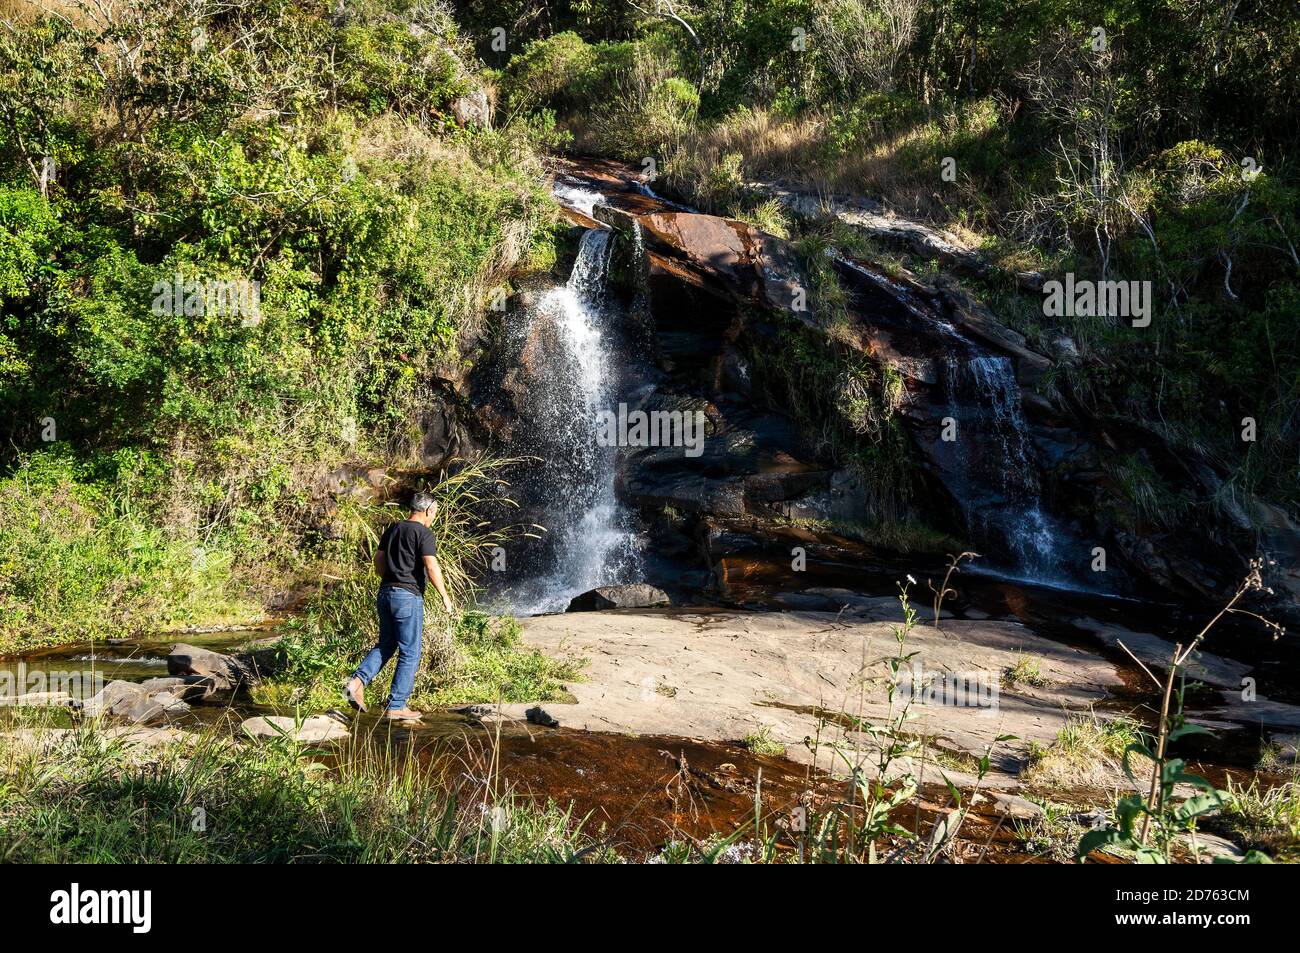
[374, 548, 387, 578]
[423, 554, 454, 614]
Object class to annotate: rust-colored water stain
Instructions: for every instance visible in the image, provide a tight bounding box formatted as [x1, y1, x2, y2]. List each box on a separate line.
[394, 723, 1058, 862]
[412, 726, 821, 853]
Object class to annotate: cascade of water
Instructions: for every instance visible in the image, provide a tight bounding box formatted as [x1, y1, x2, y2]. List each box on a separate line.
[942, 352, 1060, 579]
[512, 229, 642, 613]
[551, 183, 604, 218]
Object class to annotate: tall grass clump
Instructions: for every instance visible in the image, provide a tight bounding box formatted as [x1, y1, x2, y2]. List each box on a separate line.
[0, 720, 599, 863]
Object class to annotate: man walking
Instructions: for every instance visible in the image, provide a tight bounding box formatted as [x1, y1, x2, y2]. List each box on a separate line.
[344, 491, 455, 721]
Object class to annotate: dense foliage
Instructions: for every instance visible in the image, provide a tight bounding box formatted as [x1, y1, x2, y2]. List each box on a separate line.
[487, 0, 1300, 523]
[0, 1, 560, 644]
[3, 0, 1298, 645]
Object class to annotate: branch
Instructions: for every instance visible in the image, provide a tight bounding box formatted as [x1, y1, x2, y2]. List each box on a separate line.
[630, 0, 704, 87]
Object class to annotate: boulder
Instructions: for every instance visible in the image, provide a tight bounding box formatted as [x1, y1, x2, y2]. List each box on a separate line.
[83, 680, 191, 725]
[123, 691, 190, 726]
[567, 583, 671, 612]
[82, 680, 148, 719]
[139, 674, 225, 704]
[167, 643, 257, 691]
[240, 714, 350, 744]
[442, 47, 492, 129]
[451, 86, 491, 128]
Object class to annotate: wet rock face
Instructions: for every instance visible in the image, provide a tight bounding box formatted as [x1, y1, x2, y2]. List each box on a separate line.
[468, 157, 1298, 608]
[419, 395, 470, 469]
[632, 211, 806, 314]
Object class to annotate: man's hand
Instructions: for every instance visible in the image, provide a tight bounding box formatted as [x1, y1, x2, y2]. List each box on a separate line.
[424, 554, 455, 616]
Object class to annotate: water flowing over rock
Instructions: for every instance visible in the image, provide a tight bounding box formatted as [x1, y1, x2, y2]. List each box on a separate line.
[936, 352, 1063, 579]
[465, 157, 1295, 610]
[568, 164, 1074, 584]
[501, 228, 643, 613]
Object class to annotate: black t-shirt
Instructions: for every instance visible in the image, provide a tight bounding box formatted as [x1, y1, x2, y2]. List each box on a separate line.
[377, 520, 438, 596]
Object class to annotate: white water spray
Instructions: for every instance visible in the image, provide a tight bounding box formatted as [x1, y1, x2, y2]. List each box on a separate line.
[514, 229, 642, 613]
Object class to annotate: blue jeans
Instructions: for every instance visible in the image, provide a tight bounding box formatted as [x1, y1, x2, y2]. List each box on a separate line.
[352, 586, 424, 710]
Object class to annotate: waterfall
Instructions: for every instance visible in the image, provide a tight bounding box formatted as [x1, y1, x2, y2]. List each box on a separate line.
[834, 249, 1068, 581]
[511, 229, 642, 613]
[942, 352, 1061, 580]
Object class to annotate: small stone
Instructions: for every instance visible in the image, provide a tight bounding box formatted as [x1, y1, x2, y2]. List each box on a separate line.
[526, 706, 560, 728]
[986, 791, 1045, 819]
[1180, 831, 1244, 863]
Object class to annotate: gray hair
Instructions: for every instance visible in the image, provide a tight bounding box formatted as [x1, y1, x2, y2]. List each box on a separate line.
[409, 491, 437, 513]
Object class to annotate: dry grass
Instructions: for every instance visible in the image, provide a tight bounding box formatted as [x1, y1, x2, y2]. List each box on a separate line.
[0, 0, 92, 24]
[1023, 713, 1150, 793]
[655, 106, 1000, 250]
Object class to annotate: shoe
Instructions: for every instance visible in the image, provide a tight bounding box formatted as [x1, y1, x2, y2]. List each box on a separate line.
[383, 708, 423, 722]
[343, 676, 368, 714]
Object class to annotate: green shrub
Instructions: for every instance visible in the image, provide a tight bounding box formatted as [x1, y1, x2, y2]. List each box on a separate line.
[0, 449, 258, 651]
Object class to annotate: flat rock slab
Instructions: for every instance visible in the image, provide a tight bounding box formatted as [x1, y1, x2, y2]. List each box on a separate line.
[1203, 694, 1300, 731]
[241, 714, 349, 744]
[519, 609, 1124, 778]
[0, 691, 75, 707]
[2, 726, 194, 763]
[1072, 618, 1251, 689]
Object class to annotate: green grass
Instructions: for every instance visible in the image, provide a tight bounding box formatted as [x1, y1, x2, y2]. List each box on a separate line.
[1012, 800, 1084, 863]
[1024, 714, 1146, 791]
[1220, 774, 1300, 859]
[0, 719, 603, 863]
[1259, 742, 1291, 773]
[1003, 653, 1052, 689]
[742, 726, 785, 757]
[0, 450, 262, 653]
